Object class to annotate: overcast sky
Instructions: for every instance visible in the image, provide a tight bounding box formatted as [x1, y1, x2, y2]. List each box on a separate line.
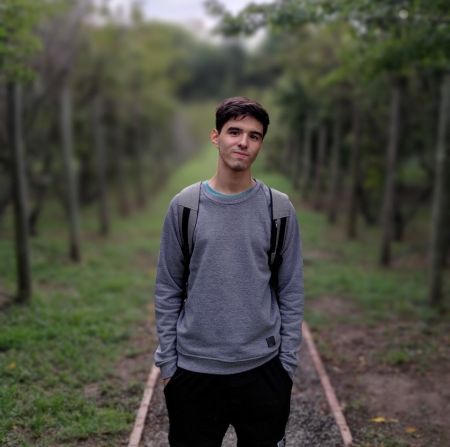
[107, 0, 269, 29]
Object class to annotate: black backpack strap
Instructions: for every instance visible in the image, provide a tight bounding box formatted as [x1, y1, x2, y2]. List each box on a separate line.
[267, 186, 291, 297]
[177, 182, 201, 258]
[177, 182, 201, 294]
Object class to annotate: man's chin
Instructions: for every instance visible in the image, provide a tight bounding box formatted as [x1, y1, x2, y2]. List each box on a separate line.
[229, 161, 248, 172]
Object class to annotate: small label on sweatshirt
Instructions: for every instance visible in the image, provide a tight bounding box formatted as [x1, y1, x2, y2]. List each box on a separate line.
[266, 336, 276, 347]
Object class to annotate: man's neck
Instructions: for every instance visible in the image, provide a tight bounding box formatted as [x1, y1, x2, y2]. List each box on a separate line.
[208, 171, 255, 195]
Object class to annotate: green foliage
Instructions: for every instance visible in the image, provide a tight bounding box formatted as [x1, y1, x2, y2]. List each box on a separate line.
[275, 76, 311, 126]
[0, 0, 40, 81]
[209, 0, 450, 79]
[0, 0, 64, 82]
[382, 348, 415, 366]
[178, 40, 245, 99]
[335, 0, 450, 76]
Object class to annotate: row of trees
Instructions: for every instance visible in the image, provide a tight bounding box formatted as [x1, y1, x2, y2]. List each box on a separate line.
[207, 0, 450, 309]
[3, 0, 448, 309]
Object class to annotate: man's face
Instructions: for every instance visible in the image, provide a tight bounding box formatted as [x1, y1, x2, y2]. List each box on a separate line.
[210, 115, 264, 173]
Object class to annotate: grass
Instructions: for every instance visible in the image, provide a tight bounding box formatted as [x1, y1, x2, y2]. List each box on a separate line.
[1, 134, 448, 445]
[0, 217, 150, 444]
[0, 144, 217, 446]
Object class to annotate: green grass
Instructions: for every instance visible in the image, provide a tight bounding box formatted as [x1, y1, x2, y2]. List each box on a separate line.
[381, 348, 415, 366]
[0, 230, 149, 444]
[0, 144, 217, 446]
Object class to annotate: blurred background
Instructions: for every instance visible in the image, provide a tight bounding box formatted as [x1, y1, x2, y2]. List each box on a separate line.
[2, 0, 449, 301]
[0, 0, 450, 307]
[1, 1, 449, 446]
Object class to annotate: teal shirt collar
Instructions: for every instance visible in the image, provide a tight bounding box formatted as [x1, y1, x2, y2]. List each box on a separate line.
[203, 180, 257, 199]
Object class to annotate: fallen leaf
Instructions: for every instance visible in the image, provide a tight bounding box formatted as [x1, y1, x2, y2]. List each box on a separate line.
[405, 426, 417, 434]
[7, 362, 16, 370]
[370, 416, 398, 424]
[370, 416, 387, 423]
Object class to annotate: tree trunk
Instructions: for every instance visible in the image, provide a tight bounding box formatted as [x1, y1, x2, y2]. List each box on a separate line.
[113, 121, 131, 217]
[61, 84, 82, 261]
[379, 78, 403, 266]
[7, 82, 32, 302]
[327, 110, 342, 224]
[28, 149, 53, 237]
[132, 125, 146, 209]
[347, 101, 362, 239]
[292, 128, 303, 190]
[93, 95, 110, 235]
[429, 73, 450, 308]
[281, 134, 293, 175]
[287, 134, 298, 182]
[393, 182, 405, 242]
[358, 185, 376, 225]
[301, 115, 313, 197]
[313, 124, 327, 209]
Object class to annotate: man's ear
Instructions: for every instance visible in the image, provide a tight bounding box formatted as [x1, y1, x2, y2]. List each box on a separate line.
[210, 128, 219, 147]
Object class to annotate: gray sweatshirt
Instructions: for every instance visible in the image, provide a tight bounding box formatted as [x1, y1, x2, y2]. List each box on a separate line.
[154, 180, 304, 380]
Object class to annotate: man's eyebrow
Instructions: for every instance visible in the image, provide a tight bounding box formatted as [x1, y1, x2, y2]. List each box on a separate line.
[227, 126, 263, 138]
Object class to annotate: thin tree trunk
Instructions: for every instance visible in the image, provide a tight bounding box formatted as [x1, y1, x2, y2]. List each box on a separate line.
[301, 115, 313, 197]
[358, 186, 376, 225]
[347, 101, 362, 239]
[133, 127, 146, 209]
[429, 73, 450, 308]
[93, 95, 110, 235]
[28, 148, 53, 237]
[313, 124, 327, 210]
[327, 110, 342, 224]
[393, 182, 405, 242]
[379, 78, 403, 266]
[61, 84, 82, 261]
[282, 135, 293, 174]
[286, 133, 299, 182]
[0, 185, 11, 218]
[292, 128, 302, 190]
[7, 83, 32, 302]
[113, 121, 131, 217]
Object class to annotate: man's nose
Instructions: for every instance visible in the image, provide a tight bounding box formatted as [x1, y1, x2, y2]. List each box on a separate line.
[238, 134, 248, 149]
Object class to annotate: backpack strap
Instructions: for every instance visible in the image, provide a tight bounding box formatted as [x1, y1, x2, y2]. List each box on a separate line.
[177, 182, 201, 298]
[268, 187, 291, 297]
[268, 187, 290, 266]
[177, 182, 201, 261]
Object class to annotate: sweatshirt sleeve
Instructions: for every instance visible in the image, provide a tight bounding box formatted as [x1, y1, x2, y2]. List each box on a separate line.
[277, 201, 304, 379]
[154, 196, 186, 379]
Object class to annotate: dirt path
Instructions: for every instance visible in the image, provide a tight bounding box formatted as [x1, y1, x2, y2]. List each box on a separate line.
[141, 342, 344, 447]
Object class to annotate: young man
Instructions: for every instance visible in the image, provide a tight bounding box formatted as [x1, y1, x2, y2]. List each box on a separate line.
[154, 97, 304, 447]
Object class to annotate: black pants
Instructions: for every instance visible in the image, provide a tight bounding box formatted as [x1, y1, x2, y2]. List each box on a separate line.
[163, 356, 292, 447]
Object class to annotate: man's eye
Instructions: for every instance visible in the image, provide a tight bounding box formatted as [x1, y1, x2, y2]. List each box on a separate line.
[250, 134, 260, 141]
[229, 130, 239, 135]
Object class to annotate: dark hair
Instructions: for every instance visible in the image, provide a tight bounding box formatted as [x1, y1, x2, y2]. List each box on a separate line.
[215, 96, 270, 137]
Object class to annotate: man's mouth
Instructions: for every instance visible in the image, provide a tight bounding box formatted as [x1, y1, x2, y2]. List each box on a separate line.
[232, 151, 249, 159]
